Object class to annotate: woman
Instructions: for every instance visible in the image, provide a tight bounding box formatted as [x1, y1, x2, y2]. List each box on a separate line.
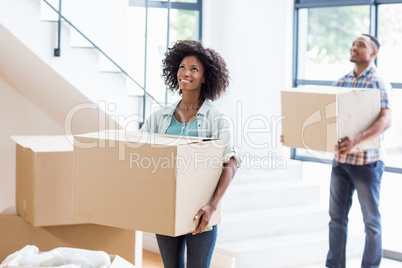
[141, 40, 240, 268]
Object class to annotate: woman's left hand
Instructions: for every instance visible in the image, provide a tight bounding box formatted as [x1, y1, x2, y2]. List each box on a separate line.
[192, 203, 216, 235]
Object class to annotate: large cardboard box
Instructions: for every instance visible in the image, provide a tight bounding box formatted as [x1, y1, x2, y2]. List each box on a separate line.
[0, 213, 137, 265]
[74, 130, 223, 237]
[281, 87, 381, 153]
[11, 135, 86, 226]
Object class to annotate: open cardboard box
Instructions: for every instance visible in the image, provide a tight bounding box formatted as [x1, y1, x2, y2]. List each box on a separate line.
[281, 86, 381, 153]
[11, 135, 86, 227]
[74, 130, 224, 237]
[0, 212, 137, 265]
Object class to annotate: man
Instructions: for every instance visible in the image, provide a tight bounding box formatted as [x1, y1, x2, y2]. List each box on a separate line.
[326, 34, 392, 268]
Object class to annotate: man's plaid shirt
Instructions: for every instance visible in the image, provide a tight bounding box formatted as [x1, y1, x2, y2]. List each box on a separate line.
[333, 64, 392, 165]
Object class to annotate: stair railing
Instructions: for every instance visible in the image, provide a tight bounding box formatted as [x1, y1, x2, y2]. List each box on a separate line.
[41, 0, 163, 126]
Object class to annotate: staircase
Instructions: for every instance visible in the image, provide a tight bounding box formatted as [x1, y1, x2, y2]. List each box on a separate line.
[0, 0, 144, 133]
[142, 160, 365, 267]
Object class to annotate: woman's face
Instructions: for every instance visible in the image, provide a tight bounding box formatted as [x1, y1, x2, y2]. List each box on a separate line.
[177, 55, 205, 94]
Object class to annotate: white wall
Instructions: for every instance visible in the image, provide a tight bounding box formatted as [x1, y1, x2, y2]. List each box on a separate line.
[0, 76, 64, 212]
[0, 0, 138, 130]
[0, 0, 136, 211]
[0, 0, 295, 211]
[203, 0, 294, 165]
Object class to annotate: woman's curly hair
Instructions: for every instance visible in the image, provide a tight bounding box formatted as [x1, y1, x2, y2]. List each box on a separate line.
[162, 40, 229, 101]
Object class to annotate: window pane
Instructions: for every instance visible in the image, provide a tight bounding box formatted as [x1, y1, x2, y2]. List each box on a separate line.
[146, 8, 169, 103]
[169, 9, 199, 41]
[298, 6, 370, 81]
[167, 9, 199, 104]
[126, 7, 168, 102]
[378, 4, 402, 84]
[383, 89, 402, 168]
[127, 7, 146, 95]
[381, 171, 402, 253]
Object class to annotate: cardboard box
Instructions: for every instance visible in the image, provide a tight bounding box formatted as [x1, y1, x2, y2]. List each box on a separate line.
[281, 87, 381, 153]
[0, 213, 137, 264]
[11, 135, 86, 226]
[74, 130, 223, 237]
[1, 254, 134, 268]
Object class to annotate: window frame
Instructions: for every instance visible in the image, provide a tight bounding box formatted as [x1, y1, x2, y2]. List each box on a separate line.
[129, 0, 203, 48]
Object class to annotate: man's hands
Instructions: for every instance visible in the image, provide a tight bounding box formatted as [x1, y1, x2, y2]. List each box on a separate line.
[336, 136, 359, 156]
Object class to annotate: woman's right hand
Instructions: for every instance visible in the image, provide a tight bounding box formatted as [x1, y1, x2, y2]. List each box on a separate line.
[192, 203, 216, 235]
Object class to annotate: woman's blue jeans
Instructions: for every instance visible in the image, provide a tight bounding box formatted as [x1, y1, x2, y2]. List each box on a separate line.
[156, 225, 217, 268]
[326, 161, 384, 268]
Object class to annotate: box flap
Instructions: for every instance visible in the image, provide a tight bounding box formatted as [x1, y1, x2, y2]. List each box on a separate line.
[11, 136, 73, 152]
[75, 130, 207, 146]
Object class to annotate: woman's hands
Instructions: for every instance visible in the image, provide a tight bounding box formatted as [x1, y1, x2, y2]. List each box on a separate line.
[191, 157, 237, 235]
[192, 203, 217, 235]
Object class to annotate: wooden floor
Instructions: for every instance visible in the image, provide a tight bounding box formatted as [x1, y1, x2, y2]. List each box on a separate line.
[142, 250, 163, 268]
[142, 250, 402, 268]
[302, 258, 402, 268]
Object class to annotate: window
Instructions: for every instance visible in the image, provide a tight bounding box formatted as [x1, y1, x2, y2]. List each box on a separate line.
[293, 0, 402, 260]
[127, 0, 202, 108]
[293, 0, 402, 170]
[377, 4, 402, 84]
[297, 6, 370, 82]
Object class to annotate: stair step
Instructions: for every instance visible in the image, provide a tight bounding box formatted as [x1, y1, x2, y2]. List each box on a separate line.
[215, 231, 365, 268]
[218, 205, 329, 243]
[222, 180, 321, 213]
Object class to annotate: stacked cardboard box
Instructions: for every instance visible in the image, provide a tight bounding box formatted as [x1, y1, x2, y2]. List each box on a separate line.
[3, 135, 138, 265]
[5, 130, 224, 264]
[0, 212, 136, 264]
[12, 136, 83, 227]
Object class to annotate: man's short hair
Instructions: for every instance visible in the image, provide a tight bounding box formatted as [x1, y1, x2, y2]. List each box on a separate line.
[362, 34, 380, 51]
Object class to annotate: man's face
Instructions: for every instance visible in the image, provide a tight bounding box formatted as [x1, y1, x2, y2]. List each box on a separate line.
[350, 36, 377, 64]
